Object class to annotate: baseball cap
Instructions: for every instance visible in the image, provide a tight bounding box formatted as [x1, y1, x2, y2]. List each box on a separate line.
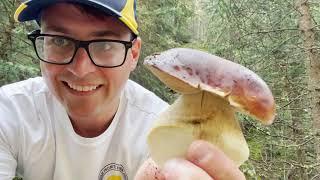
[14, 0, 139, 35]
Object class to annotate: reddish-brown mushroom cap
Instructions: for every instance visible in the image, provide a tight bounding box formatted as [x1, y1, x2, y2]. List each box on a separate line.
[144, 48, 276, 124]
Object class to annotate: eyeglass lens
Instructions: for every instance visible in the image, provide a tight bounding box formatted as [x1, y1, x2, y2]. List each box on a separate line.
[35, 36, 127, 66]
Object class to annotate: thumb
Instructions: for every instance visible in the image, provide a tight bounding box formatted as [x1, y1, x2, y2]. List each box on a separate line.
[162, 158, 212, 180]
[187, 140, 246, 180]
[134, 158, 165, 180]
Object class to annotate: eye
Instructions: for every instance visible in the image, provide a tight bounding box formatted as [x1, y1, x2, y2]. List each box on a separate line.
[51, 37, 70, 47]
[101, 42, 112, 51]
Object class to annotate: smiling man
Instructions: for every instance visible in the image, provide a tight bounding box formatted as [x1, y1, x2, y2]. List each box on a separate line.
[0, 0, 245, 180]
[37, 3, 139, 138]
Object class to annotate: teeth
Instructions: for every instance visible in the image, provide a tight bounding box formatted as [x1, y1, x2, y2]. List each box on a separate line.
[67, 83, 99, 92]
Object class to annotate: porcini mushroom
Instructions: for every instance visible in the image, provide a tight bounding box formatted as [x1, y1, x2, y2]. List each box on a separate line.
[144, 48, 275, 167]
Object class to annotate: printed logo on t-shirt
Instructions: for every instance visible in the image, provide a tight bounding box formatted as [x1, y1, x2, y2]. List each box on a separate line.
[99, 163, 128, 180]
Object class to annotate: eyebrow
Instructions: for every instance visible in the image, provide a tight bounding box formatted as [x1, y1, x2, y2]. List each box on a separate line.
[43, 25, 122, 38]
[90, 30, 122, 38]
[42, 25, 71, 35]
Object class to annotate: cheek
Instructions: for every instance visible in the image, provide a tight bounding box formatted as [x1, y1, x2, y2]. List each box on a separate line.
[102, 70, 126, 86]
[40, 63, 52, 82]
[40, 62, 64, 78]
[101, 66, 131, 91]
[40, 63, 64, 91]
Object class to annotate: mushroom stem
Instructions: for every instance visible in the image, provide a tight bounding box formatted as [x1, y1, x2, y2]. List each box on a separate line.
[148, 91, 249, 167]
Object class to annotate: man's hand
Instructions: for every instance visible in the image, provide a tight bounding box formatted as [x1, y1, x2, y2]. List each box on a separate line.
[135, 140, 246, 180]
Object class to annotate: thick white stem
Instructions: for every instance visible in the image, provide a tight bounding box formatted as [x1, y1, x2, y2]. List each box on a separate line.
[148, 91, 249, 167]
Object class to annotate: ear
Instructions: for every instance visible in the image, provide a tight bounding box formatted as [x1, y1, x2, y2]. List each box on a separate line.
[129, 37, 142, 70]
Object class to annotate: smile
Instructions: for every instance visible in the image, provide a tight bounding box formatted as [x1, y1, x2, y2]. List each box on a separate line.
[65, 82, 101, 92]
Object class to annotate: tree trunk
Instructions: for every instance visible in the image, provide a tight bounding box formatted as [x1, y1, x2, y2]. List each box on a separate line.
[296, 0, 320, 174]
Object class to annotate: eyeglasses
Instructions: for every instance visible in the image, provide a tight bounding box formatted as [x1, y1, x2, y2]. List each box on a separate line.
[27, 30, 134, 68]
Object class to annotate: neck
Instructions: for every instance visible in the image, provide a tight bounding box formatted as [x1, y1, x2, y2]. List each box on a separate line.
[70, 116, 114, 138]
[69, 98, 120, 138]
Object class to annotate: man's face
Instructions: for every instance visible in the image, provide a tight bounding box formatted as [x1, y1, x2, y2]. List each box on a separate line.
[40, 3, 141, 121]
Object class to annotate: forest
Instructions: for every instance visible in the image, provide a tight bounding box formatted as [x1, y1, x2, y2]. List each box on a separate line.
[1, 0, 319, 179]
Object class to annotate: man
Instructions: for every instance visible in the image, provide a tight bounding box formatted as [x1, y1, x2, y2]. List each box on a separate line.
[0, 0, 245, 179]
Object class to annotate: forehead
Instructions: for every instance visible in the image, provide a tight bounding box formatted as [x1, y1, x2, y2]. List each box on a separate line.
[40, 3, 131, 38]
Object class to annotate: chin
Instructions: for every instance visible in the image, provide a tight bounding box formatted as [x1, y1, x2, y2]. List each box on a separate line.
[68, 109, 96, 120]
[66, 103, 99, 118]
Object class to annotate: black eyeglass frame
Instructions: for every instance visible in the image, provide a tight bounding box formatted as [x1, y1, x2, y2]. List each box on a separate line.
[27, 30, 135, 68]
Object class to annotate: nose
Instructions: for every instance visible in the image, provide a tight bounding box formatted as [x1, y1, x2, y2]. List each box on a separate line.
[67, 48, 97, 78]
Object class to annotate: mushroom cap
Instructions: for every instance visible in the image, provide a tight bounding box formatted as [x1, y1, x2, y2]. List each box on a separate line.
[144, 48, 276, 124]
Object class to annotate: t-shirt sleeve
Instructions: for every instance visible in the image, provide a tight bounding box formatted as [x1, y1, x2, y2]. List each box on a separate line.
[0, 136, 17, 179]
[0, 88, 18, 179]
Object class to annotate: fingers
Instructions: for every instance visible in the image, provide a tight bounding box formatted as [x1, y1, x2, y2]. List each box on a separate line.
[134, 158, 165, 180]
[134, 158, 212, 180]
[135, 140, 246, 180]
[162, 158, 213, 180]
[186, 140, 246, 180]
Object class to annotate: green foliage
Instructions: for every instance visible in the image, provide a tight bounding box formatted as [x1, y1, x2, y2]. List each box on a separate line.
[0, 0, 40, 86]
[241, 161, 261, 180]
[0, 61, 39, 85]
[13, 177, 22, 180]
[201, 0, 319, 178]
[131, 0, 196, 103]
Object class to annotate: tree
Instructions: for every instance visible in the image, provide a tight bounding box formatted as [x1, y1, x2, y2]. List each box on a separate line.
[296, 0, 320, 176]
[200, 0, 318, 178]
[0, 0, 39, 86]
[132, 0, 195, 103]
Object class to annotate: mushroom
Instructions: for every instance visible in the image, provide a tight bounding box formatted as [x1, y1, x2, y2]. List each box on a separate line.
[143, 48, 275, 167]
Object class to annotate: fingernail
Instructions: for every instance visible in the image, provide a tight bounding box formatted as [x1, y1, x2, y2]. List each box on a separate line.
[162, 159, 182, 178]
[163, 158, 180, 171]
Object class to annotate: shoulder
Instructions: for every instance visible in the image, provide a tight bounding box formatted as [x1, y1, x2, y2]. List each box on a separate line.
[0, 77, 51, 120]
[0, 77, 49, 119]
[0, 77, 56, 128]
[0, 76, 51, 122]
[123, 80, 169, 115]
[1, 77, 48, 98]
[0, 77, 50, 157]
[0, 77, 53, 146]
[117, 80, 169, 172]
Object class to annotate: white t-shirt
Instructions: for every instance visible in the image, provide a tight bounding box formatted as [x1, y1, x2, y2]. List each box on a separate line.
[0, 77, 168, 180]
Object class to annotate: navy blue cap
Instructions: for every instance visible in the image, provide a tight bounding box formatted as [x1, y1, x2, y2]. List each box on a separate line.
[14, 0, 139, 35]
